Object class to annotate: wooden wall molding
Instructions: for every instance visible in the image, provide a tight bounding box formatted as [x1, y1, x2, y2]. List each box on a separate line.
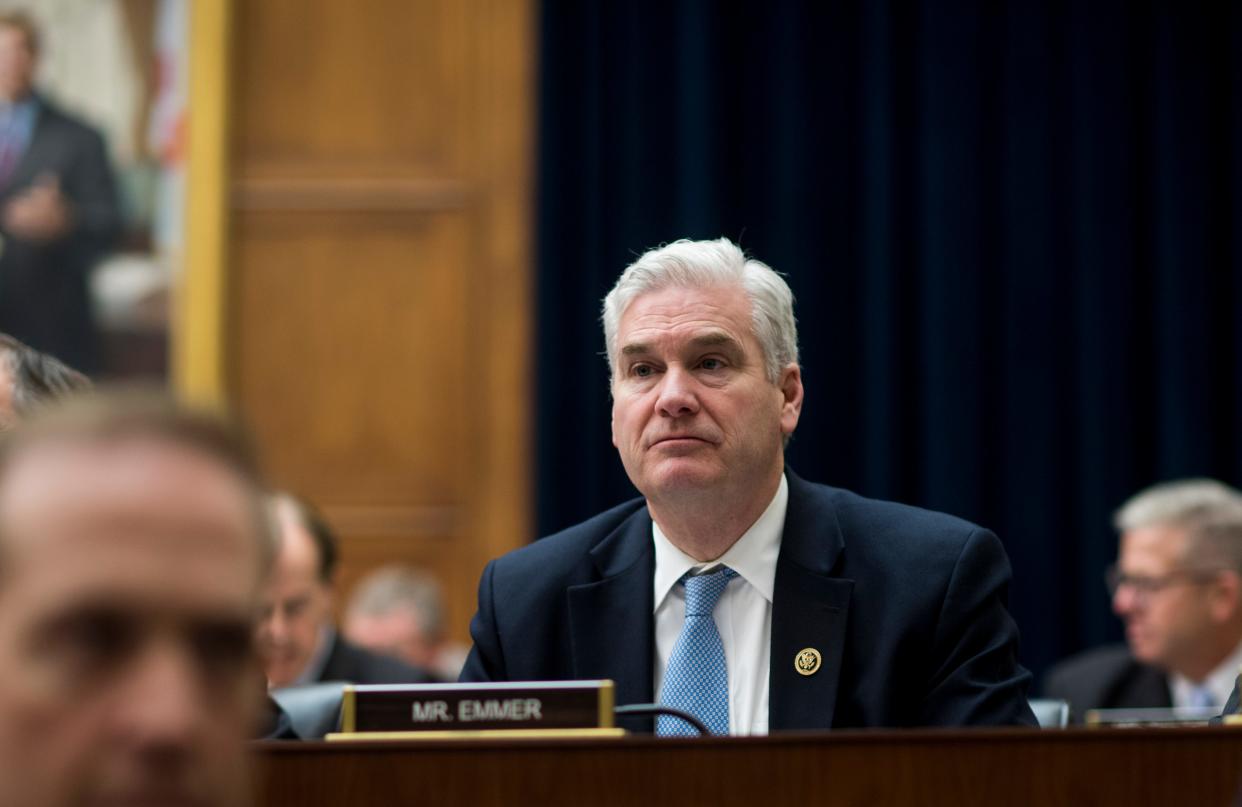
[321, 506, 461, 539]
[175, 0, 233, 404]
[233, 177, 474, 212]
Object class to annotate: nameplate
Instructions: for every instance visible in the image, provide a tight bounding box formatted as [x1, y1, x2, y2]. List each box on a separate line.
[337, 680, 616, 735]
[1085, 706, 1220, 727]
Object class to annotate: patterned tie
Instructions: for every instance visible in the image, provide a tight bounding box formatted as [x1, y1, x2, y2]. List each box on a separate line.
[657, 567, 736, 736]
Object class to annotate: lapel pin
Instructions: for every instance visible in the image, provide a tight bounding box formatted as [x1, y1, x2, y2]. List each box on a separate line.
[795, 647, 822, 676]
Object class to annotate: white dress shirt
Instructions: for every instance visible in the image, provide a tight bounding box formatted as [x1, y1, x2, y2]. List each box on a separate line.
[1170, 639, 1242, 710]
[653, 474, 788, 736]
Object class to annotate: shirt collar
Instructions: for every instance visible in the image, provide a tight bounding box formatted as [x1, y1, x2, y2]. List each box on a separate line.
[1170, 637, 1242, 707]
[652, 473, 788, 612]
[0, 94, 37, 124]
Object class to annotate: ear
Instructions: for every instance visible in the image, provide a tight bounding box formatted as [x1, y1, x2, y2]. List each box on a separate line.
[777, 364, 803, 437]
[610, 395, 619, 448]
[609, 374, 620, 448]
[1210, 570, 1241, 623]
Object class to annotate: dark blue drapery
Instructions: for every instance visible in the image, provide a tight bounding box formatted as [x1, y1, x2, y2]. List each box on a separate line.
[534, 0, 1242, 678]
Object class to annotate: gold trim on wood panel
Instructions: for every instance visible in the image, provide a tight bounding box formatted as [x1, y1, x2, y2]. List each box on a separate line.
[174, 0, 232, 404]
[233, 177, 473, 211]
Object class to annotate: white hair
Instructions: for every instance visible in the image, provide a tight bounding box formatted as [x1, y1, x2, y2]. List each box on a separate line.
[601, 238, 799, 384]
[346, 565, 446, 643]
[1114, 478, 1242, 571]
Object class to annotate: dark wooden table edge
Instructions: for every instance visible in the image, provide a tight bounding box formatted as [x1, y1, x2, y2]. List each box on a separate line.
[252, 724, 1242, 755]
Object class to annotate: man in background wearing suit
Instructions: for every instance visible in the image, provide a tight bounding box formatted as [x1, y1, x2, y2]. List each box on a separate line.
[0, 12, 121, 373]
[461, 237, 1035, 733]
[257, 493, 437, 687]
[1044, 479, 1242, 721]
[344, 564, 470, 681]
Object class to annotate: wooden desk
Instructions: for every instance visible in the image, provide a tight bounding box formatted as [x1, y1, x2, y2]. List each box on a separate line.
[254, 726, 1242, 806]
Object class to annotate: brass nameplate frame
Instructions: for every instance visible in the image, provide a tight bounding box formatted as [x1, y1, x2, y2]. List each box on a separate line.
[331, 680, 617, 740]
[326, 727, 626, 742]
[1085, 706, 1220, 727]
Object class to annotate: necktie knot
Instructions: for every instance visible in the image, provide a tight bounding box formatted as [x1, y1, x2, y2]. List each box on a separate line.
[682, 567, 735, 616]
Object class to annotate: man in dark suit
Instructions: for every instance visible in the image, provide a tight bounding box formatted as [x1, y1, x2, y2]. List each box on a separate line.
[1042, 644, 1172, 716]
[0, 12, 121, 373]
[460, 237, 1035, 733]
[344, 565, 470, 681]
[257, 493, 436, 687]
[1043, 480, 1242, 722]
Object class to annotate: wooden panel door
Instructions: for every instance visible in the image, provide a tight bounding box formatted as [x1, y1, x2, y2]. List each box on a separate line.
[225, 0, 533, 644]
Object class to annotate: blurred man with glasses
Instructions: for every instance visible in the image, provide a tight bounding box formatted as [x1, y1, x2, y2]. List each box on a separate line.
[1044, 479, 1242, 721]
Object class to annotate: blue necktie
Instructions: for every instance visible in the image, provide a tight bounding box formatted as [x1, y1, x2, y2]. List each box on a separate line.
[657, 567, 736, 736]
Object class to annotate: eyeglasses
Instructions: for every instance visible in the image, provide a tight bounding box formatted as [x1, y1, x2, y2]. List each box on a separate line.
[1104, 564, 1225, 599]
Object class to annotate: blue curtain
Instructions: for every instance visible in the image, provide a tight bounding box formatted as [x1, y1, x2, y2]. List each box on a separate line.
[534, 0, 1242, 678]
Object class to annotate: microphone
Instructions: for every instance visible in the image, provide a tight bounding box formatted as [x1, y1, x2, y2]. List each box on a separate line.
[1215, 671, 1242, 725]
[614, 703, 710, 736]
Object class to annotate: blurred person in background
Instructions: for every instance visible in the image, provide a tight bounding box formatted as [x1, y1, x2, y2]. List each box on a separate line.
[0, 11, 121, 374]
[344, 565, 468, 681]
[0, 331, 90, 429]
[1044, 479, 1242, 720]
[257, 493, 436, 688]
[0, 393, 274, 806]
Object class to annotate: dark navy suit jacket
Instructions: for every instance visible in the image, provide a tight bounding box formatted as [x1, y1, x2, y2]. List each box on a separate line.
[318, 633, 439, 685]
[460, 472, 1036, 731]
[0, 95, 120, 373]
[1041, 644, 1171, 724]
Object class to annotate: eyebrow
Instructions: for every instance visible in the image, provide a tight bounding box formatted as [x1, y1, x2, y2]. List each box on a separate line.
[619, 331, 742, 357]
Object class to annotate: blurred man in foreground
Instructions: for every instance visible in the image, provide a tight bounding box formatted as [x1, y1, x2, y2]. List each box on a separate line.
[258, 494, 435, 687]
[461, 238, 1034, 732]
[0, 394, 273, 806]
[345, 565, 469, 681]
[1044, 479, 1242, 719]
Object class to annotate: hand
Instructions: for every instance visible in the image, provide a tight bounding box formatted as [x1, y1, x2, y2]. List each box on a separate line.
[3, 173, 71, 242]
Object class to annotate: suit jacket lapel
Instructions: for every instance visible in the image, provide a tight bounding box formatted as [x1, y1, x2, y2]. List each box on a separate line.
[567, 507, 655, 729]
[769, 472, 854, 730]
[1126, 663, 1173, 709]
